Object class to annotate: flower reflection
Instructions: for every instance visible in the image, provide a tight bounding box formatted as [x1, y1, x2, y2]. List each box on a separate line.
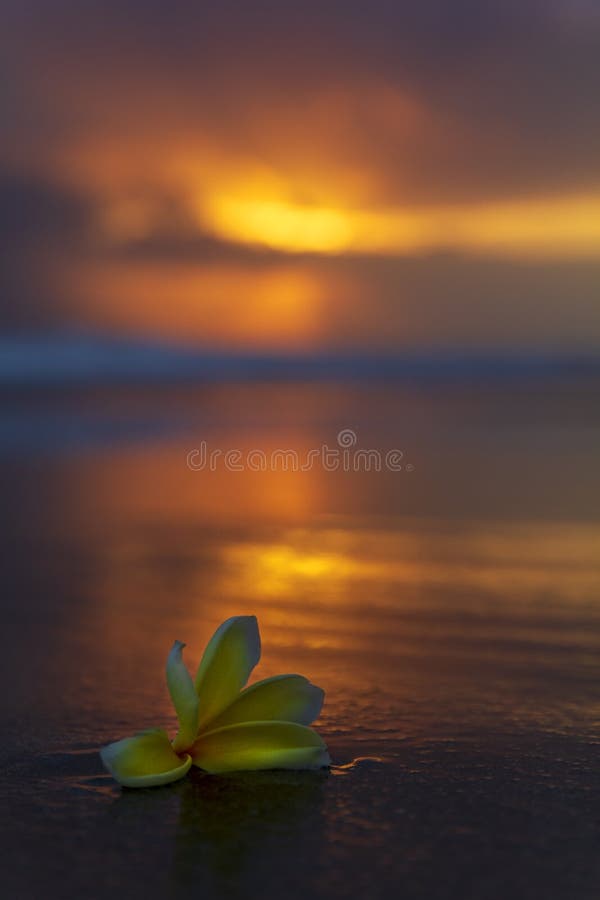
[108, 767, 327, 895]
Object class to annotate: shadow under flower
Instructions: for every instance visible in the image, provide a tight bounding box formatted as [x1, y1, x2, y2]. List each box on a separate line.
[174, 767, 329, 896]
[109, 767, 329, 899]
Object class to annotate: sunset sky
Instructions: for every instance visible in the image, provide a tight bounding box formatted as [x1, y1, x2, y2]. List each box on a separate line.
[2, 0, 600, 353]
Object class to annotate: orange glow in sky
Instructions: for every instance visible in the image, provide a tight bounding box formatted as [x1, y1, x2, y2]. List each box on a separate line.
[202, 196, 354, 254]
[60, 134, 600, 261]
[84, 157, 600, 260]
[65, 261, 333, 349]
[4, 1, 600, 351]
[199, 190, 600, 258]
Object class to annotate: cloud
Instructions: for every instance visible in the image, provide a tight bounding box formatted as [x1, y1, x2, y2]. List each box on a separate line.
[1, 1, 599, 349]
[0, 173, 89, 246]
[0, 173, 94, 328]
[3, 0, 600, 204]
[0, 166, 599, 352]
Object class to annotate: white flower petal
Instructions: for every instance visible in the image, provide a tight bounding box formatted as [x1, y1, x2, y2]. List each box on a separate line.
[166, 640, 199, 752]
[100, 728, 192, 788]
[190, 720, 331, 774]
[194, 616, 261, 729]
[206, 674, 324, 729]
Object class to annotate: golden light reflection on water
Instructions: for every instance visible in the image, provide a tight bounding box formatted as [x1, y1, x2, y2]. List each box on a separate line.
[37, 383, 600, 742]
[221, 543, 375, 595]
[56, 446, 600, 720]
[66, 504, 600, 742]
[219, 528, 600, 606]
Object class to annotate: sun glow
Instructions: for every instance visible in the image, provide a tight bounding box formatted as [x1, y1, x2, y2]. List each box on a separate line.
[63, 140, 600, 260]
[199, 191, 600, 258]
[205, 197, 354, 253]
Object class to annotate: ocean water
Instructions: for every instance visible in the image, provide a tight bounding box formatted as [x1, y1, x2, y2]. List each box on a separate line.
[1, 378, 599, 899]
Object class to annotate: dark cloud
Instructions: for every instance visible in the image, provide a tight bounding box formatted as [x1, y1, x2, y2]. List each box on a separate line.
[104, 232, 288, 265]
[0, 174, 90, 246]
[0, 173, 92, 328]
[3, 1, 600, 202]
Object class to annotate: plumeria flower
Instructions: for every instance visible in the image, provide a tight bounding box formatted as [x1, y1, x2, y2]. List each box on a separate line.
[100, 615, 330, 787]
